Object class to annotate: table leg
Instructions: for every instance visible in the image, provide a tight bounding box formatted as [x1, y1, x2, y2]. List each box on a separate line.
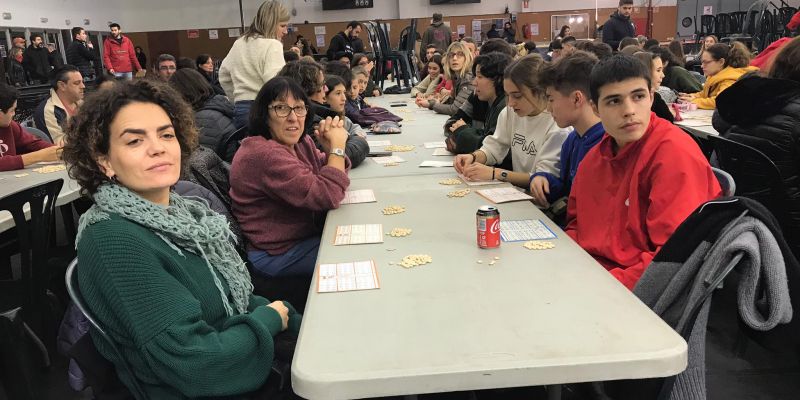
[546, 384, 562, 400]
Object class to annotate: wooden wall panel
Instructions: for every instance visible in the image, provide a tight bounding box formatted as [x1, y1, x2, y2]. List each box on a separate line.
[128, 7, 679, 63]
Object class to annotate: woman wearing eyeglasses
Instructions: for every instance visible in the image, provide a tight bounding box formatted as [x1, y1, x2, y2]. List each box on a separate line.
[230, 77, 351, 279]
[678, 42, 757, 109]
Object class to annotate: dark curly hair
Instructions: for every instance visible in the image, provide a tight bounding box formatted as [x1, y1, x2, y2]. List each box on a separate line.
[62, 79, 198, 196]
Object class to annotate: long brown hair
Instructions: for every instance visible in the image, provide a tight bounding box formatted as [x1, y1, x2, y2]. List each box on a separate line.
[769, 36, 800, 82]
[504, 53, 547, 113]
[705, 42, 751, 68]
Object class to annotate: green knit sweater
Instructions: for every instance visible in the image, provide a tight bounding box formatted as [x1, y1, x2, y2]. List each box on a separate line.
[77, 213, 302, 399]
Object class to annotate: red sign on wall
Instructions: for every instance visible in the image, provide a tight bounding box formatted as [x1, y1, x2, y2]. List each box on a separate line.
[187, 30, 200, 39]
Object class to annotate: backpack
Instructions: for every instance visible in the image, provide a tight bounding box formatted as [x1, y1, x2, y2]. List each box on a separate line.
[349, 107, 403, 127]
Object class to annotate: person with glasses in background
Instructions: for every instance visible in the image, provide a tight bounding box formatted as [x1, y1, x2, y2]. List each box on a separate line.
[230, 77, 351, 279]
[155, 54, 177, 81]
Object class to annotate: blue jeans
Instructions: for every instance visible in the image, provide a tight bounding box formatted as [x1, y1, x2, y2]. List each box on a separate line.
[233, 101, 254, 130]
[248, 237, 320, 278]
[113, 71, 133, 80]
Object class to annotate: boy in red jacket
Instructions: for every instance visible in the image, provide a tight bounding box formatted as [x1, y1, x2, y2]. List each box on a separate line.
[565, 55, 722, 289]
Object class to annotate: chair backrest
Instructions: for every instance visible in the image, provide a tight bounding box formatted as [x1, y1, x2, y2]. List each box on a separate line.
[65, 259, 149, 400]
[709, 135, 786, 214]
[0, 179, 63, 321]
[218, 125, 247, 163]
[711, 167, 736, 197]
[23, 126, 54, 144]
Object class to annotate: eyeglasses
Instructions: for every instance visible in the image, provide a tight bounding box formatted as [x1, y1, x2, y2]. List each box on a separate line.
[269, 104, 308, 117]
[700, 59, 718, 66]
[159, 65, 177, 71]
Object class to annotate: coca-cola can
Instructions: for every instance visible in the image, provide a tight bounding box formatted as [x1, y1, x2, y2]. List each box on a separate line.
[476, 205, 500, 248]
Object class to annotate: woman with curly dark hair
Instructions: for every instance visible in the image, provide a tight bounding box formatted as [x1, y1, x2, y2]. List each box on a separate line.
[61, 79, 300, 399]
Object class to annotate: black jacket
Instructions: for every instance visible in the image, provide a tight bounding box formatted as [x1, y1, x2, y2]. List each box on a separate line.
[713, 74, 800, 256]
[6, 57, 27, 86]
[602, 11, 636, 50]
[65, 40, 98, 78]
[195, 95, 239, 162]
[201, 71, 226, 96]
[327, 32, 354, 60]
[652, 92, 674, 123]
[22, 46, 52, 82]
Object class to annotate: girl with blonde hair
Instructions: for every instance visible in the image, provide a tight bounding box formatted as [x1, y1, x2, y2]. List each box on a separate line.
[415, 40, 475, 115]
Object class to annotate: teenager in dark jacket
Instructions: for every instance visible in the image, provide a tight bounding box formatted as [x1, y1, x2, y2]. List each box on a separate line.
[602, 0, 636, 51]
[170, 69, 239, 162]
[23, 34, 53, 84]
[446, 52, 511, 154]
[712, 36, 800, 257]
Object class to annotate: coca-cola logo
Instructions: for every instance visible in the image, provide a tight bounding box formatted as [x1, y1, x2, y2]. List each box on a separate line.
[488, 218, 500, 234]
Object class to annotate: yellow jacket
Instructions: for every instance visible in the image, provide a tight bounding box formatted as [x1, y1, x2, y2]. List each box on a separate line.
[691, 65, 759, 109]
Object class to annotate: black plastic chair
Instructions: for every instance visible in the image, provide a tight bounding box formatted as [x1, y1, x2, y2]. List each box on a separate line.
[0, 178, 63, 359]
[65, 259, 148, 400]
[708, 135, 798, 256]
[372, 20, 416, 92]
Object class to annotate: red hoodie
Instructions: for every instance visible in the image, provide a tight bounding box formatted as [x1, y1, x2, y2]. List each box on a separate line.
[565, 113, 722, 289]
[0, 121, 54, 171]
[102, 35, 141, 73]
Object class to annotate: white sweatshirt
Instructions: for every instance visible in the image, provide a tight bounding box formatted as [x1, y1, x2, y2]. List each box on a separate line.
[219, 36, 285, 103]
[480, 107, 570, 177]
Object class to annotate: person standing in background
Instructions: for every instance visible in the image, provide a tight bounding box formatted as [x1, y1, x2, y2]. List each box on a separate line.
[219, 0, 290, 129]
[23, 34, 53, 84]
[103, 23, 142, 80]
[421, 13, 452, 54]
[327, 21, 362, 61]
[67, 27, 99, 81]
[602, 0, 636, 51]
[134, 46, 148, 72]
[503, 22, 516, 44]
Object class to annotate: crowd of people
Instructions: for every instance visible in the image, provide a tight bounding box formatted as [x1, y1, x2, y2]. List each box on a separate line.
[2, 0, 800, 397]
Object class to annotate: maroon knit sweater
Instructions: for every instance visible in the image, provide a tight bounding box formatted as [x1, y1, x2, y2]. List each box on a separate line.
[230, 135, 350, 255]
[0, 121, 53, 171]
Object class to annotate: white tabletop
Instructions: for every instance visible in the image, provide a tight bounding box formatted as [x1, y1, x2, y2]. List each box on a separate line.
[292, 174, 688, 400]
[676, 109, 719, 138]
[0, 162, 81, 233]
[350, 95, 459, 180]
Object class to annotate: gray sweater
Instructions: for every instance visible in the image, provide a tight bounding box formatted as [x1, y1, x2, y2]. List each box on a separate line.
[634, 214, 793, 400]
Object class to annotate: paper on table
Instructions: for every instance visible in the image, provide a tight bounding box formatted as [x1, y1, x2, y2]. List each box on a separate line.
[424, 141, 447, 149]
[500, 219, 557, 242]
[341, 189, 377, 205]
[334, 224, 384, 245]
[368, 140, 391, 147]
[457, 173, 502, 186]
[476, 187, 534, 203]
[419, 161, 453, 168]
[317, 260, 380, 293]
[373, 156, 406, 165]
[432, 148, 455, 156]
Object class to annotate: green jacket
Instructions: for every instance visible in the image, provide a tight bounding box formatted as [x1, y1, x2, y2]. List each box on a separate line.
[77, 213, 301, 399]
[449, 94, 507, 154]
[663, 65, 702, 93]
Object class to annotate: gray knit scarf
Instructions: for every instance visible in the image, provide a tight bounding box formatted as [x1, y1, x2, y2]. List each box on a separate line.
[76, 183, 253, 316]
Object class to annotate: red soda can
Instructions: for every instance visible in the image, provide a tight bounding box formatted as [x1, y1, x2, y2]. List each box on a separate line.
[476, 205, 500, 248]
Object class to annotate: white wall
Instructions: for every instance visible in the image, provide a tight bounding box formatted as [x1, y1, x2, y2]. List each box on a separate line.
[0, 0, 120, 31]
[1, 0, 682, 32]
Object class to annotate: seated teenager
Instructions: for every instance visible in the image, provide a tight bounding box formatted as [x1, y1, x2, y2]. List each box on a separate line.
[351, 66, 373, 107]
[530, 51, 604, 212]
[278, 60, 368, 167]
[0, 83, 60, 171]
[169, 68, 239, 162]
[446, 52, 512, 154]
[230, 77, 350, 278]
[351, 53, 381, 97]
[411, 54, 444, 98]
[344, 66, 370, 119]
[60, 79, 301, 398]
[679, 42, 757, 109]
[658, 47, 702, 94]
[712, 36, 800, 256]
[633, 51, 674, 122]
[324, 75, 367, 138]
[453, 54, 569, 189]
[566, 55, 721, 289]
[416, 41, 476, 116]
